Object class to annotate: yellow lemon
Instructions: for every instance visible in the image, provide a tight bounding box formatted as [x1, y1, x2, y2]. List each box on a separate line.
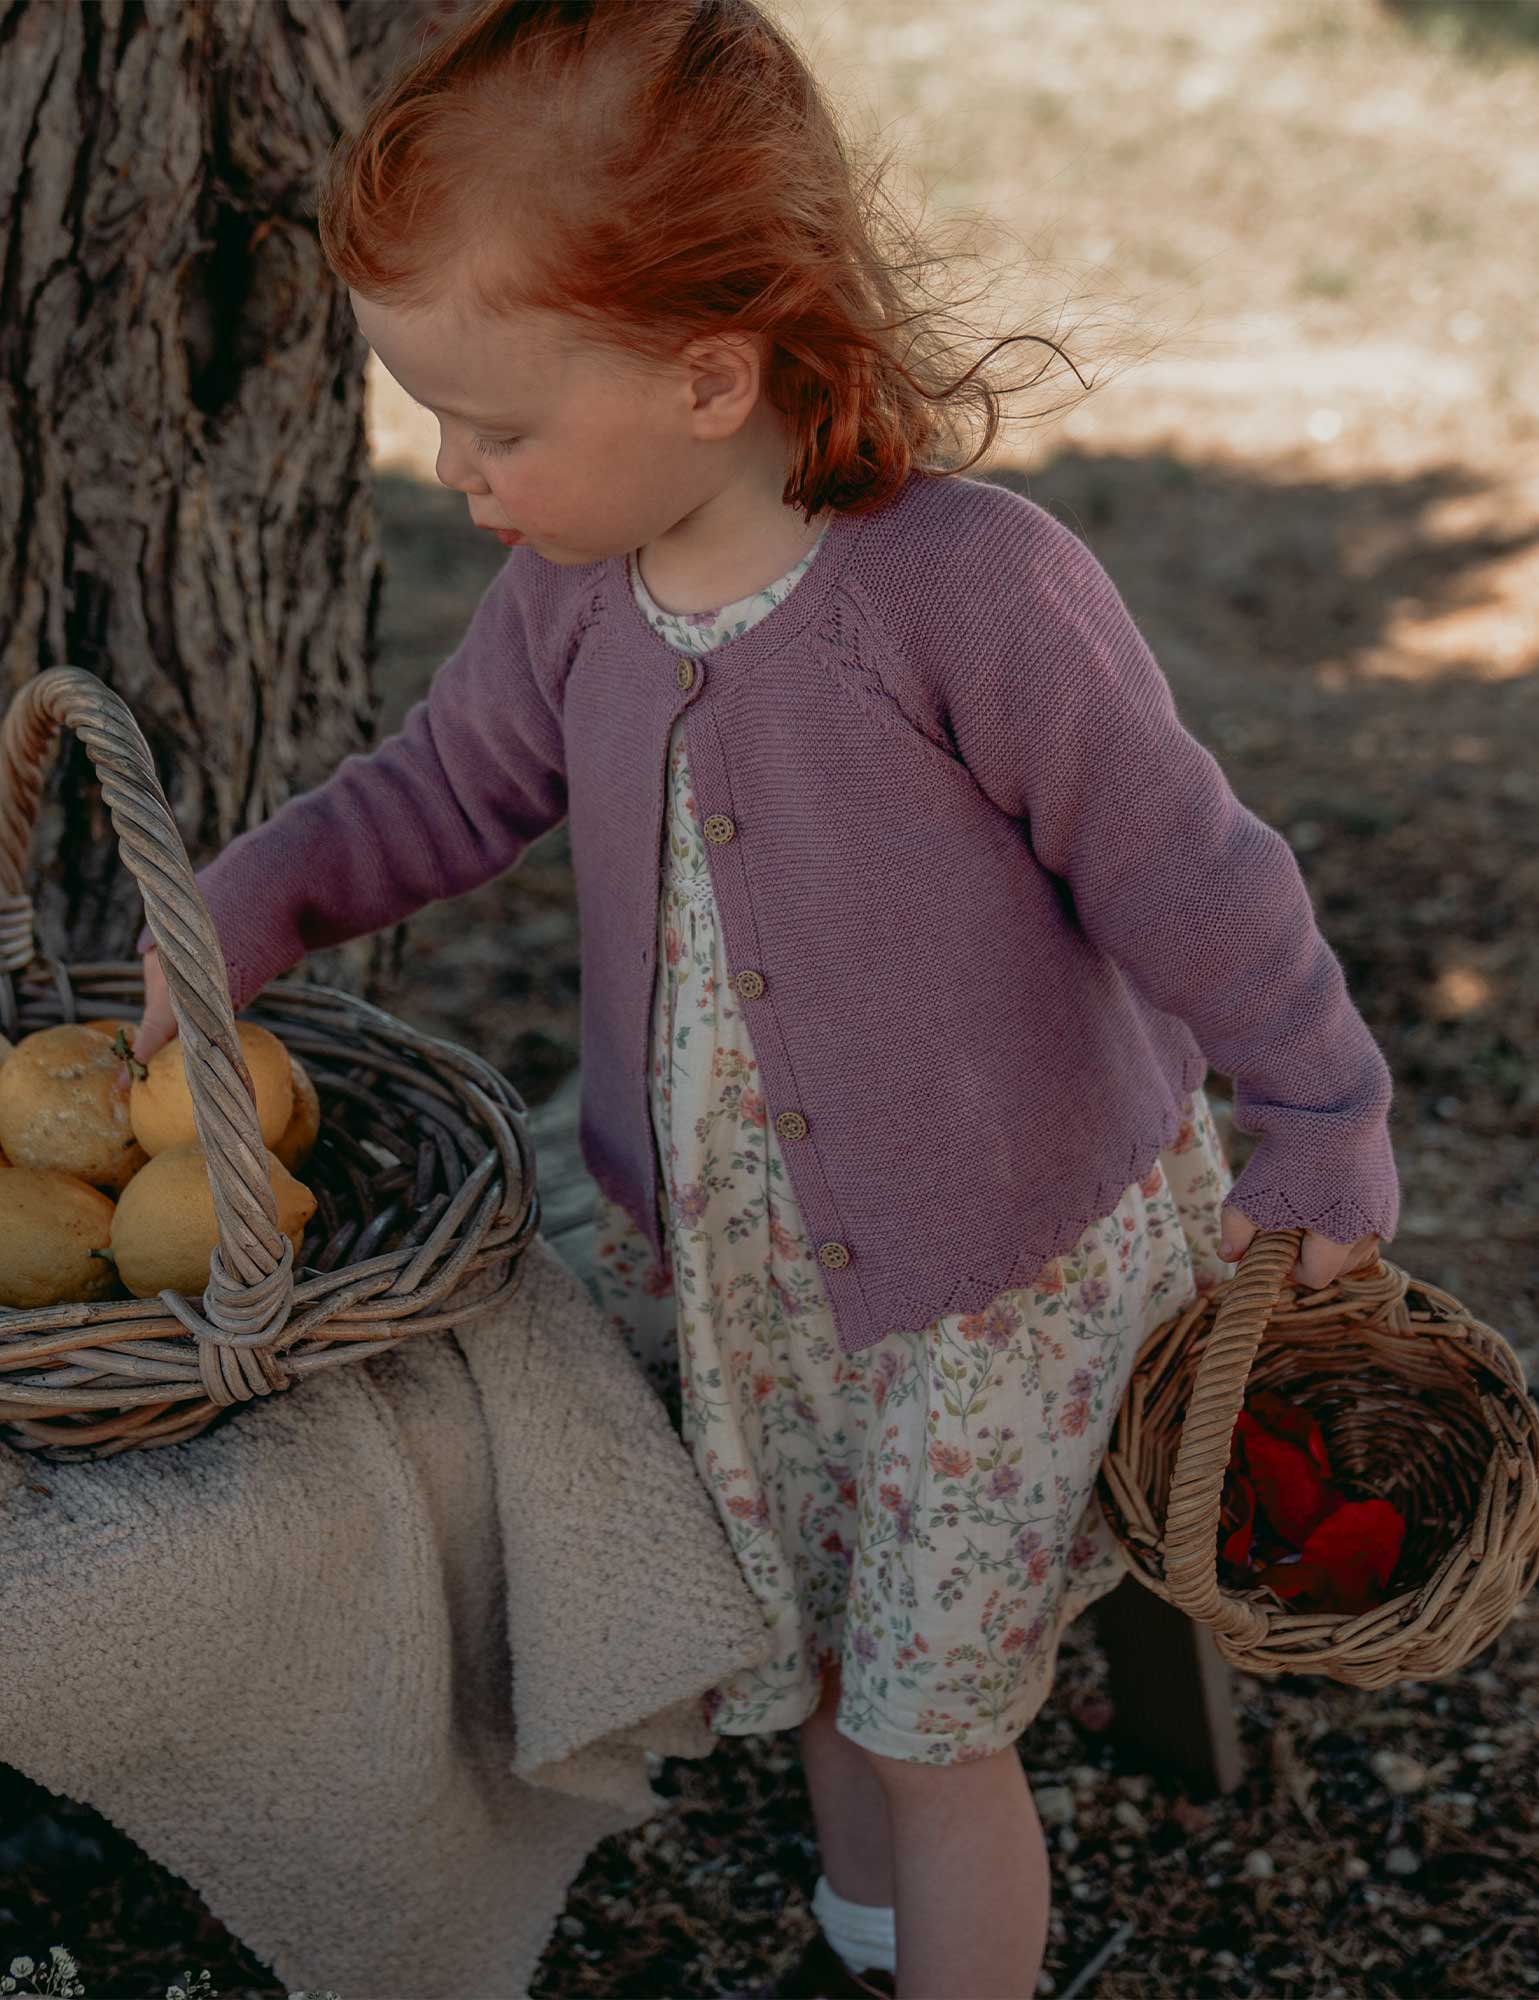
[0, 1024, 141, 1187]
[0, 1168, 121, 1309]
[273, 1053, 321, 1173]
[110, 1141, 317, 1300]
[131, 1021, 294, 1159]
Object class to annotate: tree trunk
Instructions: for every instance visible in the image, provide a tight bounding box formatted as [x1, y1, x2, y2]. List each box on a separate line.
[0, 0, 448, 1005]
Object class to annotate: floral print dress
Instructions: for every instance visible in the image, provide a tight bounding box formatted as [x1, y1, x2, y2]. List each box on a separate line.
[589, 522, 1236, 1767]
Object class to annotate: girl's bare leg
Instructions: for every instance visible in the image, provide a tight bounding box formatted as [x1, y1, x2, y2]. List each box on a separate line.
[865, 1739, 1049, 2000]
[797, 1667, 897, 1907]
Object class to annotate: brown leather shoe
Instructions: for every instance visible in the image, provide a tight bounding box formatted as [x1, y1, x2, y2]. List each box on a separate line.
[774, 1928, 897, 1999]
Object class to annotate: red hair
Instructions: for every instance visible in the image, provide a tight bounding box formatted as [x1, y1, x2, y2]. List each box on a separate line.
[318, 0, 1094, 519]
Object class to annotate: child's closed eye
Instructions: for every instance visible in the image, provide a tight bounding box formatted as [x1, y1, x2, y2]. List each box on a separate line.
[473, 435, 521, 457]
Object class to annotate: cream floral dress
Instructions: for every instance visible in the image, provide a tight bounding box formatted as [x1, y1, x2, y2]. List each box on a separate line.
[589, 523, 1236, 1767]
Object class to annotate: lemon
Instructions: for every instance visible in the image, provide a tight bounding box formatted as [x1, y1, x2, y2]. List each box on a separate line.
[0, 1024, 141, 1186]
[273, 1053, 321, 1173]
[131, 1021, 294, 1159]
[110, 1141, 316, 1299]
[0, 1168, 121, 1309]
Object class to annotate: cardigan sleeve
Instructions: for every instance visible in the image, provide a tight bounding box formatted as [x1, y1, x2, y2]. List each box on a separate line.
[134, 562, 568, 1017]
[937, 503, 1399, 1249]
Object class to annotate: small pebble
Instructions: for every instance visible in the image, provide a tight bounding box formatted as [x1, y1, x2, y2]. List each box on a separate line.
[1071, 1763, 1100, 1789]
[1243, 1849, 1275, 1879]
[1371, 1749, 1427, 1793]
[1344, 1855, 1371, 1880]
[1386, 1845, 1420, 1875]
[1213, 1949, 1240, 1967]
[1113, 1799, 1147, 1834]
[1465, 1741, 1499, 1762]
[1419, 1924, 1446, 1946]
[1035, 1784, 1076, 1827]
[558, 1916, 584, 1938]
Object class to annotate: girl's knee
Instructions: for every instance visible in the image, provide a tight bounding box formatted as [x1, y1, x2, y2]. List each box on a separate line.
[864, 1739, 1022, 1795]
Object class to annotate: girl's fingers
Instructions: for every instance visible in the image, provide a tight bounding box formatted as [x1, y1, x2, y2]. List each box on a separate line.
[132, 950, 178, 1064]
[1219, 1208, 1380, 1290]
[1295, 1230, 1379, 1290]
[1217, 1203, 1258, 1263]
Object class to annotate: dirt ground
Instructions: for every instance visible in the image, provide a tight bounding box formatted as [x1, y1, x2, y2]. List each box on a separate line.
[3, 1, 1536, 1996]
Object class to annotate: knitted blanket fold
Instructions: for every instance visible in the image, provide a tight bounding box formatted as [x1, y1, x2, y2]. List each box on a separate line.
[0, 1237, 775, 1999]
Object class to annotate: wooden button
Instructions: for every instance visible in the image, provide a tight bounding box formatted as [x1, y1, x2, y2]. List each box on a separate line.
[733, 969, 765, 1000]
[817, 1241, 851, 1270]
[703, 814, 735, 843]
[675, 657, 695, 691]
[775, 1110, 807, 1141]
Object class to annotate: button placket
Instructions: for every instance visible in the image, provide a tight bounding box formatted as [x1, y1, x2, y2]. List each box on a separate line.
[691, 740, 850, 1274]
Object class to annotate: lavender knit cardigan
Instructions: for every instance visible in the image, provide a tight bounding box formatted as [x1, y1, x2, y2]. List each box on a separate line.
[137, 470, 1399, 1355]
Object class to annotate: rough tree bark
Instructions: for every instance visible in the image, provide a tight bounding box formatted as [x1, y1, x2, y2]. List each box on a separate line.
[0, 0, 465, 1875]
[0, 0, 453, 1002]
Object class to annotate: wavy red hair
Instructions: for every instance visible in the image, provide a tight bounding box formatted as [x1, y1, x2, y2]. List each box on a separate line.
[318, 0, 1096, 519]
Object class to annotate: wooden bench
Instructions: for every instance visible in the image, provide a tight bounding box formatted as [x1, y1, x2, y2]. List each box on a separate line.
[526, 1068, 1244, 1796]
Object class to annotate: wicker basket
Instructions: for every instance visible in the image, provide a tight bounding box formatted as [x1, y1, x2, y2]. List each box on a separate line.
[0, 667, 542, 1464]
[1097, 1225, 1539, 1687]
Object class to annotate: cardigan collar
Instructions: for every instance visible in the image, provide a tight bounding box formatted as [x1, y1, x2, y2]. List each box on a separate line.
[597, 472, 918, 678]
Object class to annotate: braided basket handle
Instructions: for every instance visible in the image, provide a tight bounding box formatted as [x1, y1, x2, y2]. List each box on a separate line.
[0, 667, 295, 1365]
[1159, 1225, 1309, 1633]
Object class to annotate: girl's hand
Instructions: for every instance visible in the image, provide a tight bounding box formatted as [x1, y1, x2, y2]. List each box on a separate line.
[132, 945, 179, 1067]
[1218, 1203, 1380, 1289]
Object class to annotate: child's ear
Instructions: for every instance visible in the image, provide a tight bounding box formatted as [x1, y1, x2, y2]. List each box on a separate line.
[680, 332, 762, 437]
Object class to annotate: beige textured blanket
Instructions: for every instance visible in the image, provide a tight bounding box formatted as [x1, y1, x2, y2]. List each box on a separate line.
[0, 1236, 774, 1998]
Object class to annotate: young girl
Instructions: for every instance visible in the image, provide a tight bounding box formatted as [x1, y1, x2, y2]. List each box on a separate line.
[134, 4, 1397, 1995]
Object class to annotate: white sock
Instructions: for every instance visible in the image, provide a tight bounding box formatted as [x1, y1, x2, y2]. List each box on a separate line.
[812, 1872, 898, 1977]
